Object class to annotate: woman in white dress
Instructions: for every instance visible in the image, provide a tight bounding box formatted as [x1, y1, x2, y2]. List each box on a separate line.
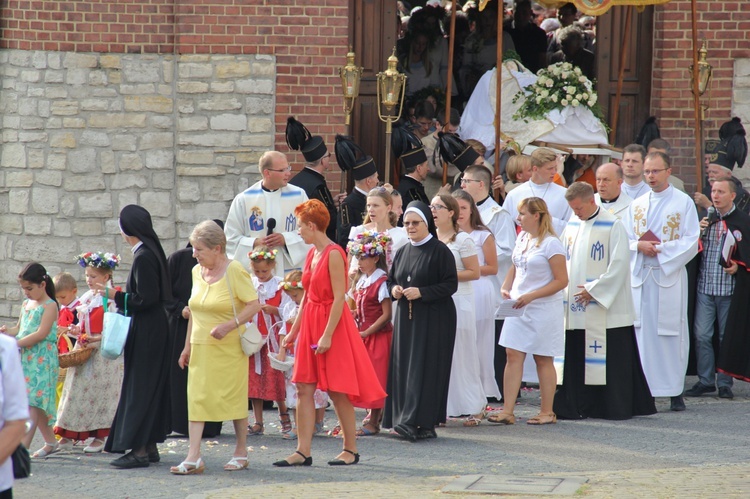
[452, 190, 501, 401]
[489, 197, 568, 426]
[348, 186, 407, 276]
[432, 194, 486, 425]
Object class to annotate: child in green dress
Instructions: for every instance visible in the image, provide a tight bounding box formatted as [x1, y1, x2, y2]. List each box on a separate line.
[0, 262, 60, 458]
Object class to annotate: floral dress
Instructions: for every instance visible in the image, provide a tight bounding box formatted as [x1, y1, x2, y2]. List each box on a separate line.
[18, 299, 59, 420]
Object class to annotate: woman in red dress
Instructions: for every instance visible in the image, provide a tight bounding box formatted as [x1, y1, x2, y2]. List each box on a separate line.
[274, 200, 385, 467]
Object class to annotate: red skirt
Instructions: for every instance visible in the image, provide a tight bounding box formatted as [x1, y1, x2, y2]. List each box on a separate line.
[292, 298, 386, 407]
[248, 342, 286, 401]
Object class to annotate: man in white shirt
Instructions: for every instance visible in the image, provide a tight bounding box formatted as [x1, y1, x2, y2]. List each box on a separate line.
[624, 152, 700, 412]
[503, 147, 572, 236]
[225, 151, 309, 277]
[0, 334, 30, 495]
[594, 163, 632, 219]
[620, 144, 650, 201]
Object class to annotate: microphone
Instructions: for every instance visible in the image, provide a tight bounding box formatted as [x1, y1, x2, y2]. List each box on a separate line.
[702, 206, 717, 238]
[266, 218, 276, 236]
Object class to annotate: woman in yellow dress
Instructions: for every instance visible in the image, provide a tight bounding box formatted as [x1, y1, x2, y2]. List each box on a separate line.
[172, 220, 262, 475]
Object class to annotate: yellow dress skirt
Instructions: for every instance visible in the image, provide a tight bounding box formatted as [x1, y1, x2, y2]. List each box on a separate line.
[187, 260, 257, 422]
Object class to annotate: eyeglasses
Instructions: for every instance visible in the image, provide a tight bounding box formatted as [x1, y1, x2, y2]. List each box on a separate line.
[429, 204, 447, 211]
[403, 221, 424, 227]
[269, 166, 292, 173]
[460, 178, 482, 184]
[643, 169, 668, 176]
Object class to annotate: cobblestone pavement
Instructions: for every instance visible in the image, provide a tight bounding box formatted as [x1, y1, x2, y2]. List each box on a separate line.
[14, 376, 750, 498]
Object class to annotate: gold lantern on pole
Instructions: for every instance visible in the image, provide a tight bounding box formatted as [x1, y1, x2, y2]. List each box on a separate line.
[339, 49, 362, 126]
[376, 48, 407, 184]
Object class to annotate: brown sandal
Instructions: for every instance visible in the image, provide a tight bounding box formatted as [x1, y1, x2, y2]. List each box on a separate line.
[487, 412, 516, 425]
[526, 412, 557, 425]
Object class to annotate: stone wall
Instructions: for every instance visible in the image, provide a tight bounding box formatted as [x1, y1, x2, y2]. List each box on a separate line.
[0, 49, 275, 320]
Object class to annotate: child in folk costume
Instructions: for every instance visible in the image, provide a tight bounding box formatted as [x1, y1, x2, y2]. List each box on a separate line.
[54, 253, 125, 453]
[247, 247, 293, 436]
[347, 231, 393, 436]
[275, 271, 329, 441]
[53, 272, 80, 406]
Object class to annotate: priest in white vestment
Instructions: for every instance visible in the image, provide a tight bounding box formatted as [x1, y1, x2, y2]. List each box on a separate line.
[554, 183, 655, 420]
[225, 151, 310, 277]
[503, 148, 572, 236]
[594, 163, 633, 220]
[624, 152, 699, 411]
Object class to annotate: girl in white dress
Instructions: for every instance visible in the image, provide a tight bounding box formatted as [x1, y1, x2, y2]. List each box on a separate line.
[432, 194, 486, 425]
[490, 197, 568, 426]
[453, 189, 502, 400]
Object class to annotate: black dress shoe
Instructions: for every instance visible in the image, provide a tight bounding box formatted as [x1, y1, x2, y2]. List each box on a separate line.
[328, 448, 359, 466]
[110, 452, 149, 469]
[273, 450, 312, 467]
[417, 427, 437, 440]
[718, 387, 734, 399]
[393, 424, 418, 442]
[146, 443, 160, 463]
[684, 383, 715, 397]
[670, 395, 686, 412]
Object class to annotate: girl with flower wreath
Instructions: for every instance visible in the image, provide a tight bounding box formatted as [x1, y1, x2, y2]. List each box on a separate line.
[246, 247, 293, 436]
[347, 185, 407, 276]
[53, 252, 124, 453]
[275, 271, 329, 441]
[347, 232, 393, 436]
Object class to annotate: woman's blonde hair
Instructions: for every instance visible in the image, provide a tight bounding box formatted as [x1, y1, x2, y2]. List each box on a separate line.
[530, 147, 557, 167]
[517, 197, 556, 246]
[506, 154, 532, 182]
[190, 220, 226, 252]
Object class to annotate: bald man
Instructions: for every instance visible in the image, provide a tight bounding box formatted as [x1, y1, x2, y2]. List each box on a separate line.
[594, 163, 632, 219]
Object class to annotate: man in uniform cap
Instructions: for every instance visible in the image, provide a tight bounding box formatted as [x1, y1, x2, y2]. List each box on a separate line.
[286, 117, 343, 241]
[393, 126, 430, 219]
[335, 135, 380, 248]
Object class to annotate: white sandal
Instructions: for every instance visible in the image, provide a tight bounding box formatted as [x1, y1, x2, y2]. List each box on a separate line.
[83, 439, 105, 453]
[170, 457, 205, 475]
[224, 455, 249, 471]
[32, 441, 60, 458]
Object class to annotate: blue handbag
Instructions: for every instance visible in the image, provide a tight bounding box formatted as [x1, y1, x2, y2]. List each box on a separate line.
[100, 293, 131, 360]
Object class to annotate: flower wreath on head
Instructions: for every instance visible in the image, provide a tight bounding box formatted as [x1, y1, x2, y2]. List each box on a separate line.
[248, 249, 278, 261]
[347, 230, 392, 258]
[76, 252, 120, 270]
[278, 280, 304, 291]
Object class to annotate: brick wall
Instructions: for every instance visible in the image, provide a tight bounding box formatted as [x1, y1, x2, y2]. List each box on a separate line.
[0, 0, 350, 189]
[652, 0, 750, 187]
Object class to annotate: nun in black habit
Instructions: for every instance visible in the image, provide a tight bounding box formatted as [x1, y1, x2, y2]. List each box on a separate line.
[165, 220, 224, 438]
[384, 201, 458, 441]
[100, 205, 172, 468]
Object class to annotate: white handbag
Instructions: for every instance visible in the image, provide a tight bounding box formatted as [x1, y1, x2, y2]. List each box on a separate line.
[225, 265, 264, 356]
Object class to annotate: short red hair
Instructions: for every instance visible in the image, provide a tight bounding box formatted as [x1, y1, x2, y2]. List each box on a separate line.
[294, 199, 330, 232]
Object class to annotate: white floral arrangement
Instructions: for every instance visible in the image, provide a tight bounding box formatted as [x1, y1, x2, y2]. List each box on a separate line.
[512, 62, 606, 127]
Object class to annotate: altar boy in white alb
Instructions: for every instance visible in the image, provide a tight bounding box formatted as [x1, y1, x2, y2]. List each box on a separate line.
[554, 183, 655, 420]
[624, 152, 699, 412]
[225, 151, 310, 277]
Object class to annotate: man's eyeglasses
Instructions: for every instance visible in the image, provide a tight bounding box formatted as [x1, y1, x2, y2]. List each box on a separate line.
[460, 178, 482, 184]
[269, 166, 292, 173]
[643, 169, 668, 176]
